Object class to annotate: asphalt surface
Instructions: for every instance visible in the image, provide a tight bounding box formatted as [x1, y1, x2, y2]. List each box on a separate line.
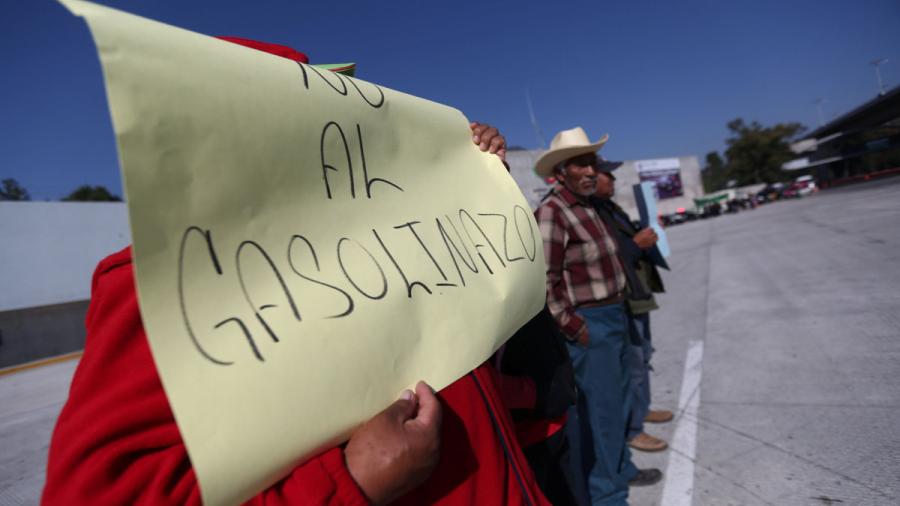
[631, 176, 900, 506]
[2, 177, 899, 505]
[0, 358, 76, 506]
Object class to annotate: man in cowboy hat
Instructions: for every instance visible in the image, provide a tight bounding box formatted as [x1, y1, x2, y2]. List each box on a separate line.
[534, 127, 657, 505]
[591, 161, 674, 455]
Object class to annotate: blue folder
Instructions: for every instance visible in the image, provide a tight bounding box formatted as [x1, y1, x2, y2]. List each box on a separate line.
[632, 182, 671, 265]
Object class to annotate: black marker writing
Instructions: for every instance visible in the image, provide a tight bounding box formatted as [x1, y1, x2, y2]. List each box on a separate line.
[178, 226, 234, 365]
[337, 237, 388, 300]
[394, 221, 454, 286]
[513, 205, 538, 261]
[215, 317, 263, 362]
[293, 62, 385, 108]
[321, 121, 355, 199]
[459, 209, 505, 273]
[357, 124, 403, 198]
[373, 229, 431, 298]
[342, 74, 385, 108]
[308, 65, 348, 95]
[287, 235, 354, 318]
[236, 240, 302, 348]
[178, 205, 536, 365]
[320, 121, 402, 200]
[477, 212, 524, 263]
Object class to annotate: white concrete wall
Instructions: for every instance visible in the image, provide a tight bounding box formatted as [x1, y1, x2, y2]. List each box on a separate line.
[612, 156, 704, 217]
[0, 202, 130, 312]
[506, 149, 553, 210]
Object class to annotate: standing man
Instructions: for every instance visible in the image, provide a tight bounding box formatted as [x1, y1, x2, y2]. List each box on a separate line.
[592, 161, 674, 455]
[534, 127, 659, 506]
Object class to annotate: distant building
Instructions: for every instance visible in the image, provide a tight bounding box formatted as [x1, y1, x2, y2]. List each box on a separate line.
[610, 157, 704, 217]
[0, 202, 130, 367]
[506, 149, 703, 218]
[785, 85, 900, 184]
[505, 149, 551, 210]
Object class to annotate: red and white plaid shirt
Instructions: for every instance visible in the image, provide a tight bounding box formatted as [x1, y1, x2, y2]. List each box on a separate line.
[535, 185, 626, 340]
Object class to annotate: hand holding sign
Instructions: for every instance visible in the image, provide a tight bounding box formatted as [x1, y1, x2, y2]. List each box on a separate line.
[633, 182, 671, 259]
[633, 227, 658, 250]
[346, 382, 442, 504]
[470, 122, 508, 161]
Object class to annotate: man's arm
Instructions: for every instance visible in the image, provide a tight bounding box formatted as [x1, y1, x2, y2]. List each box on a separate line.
[535, 205, 587, 345]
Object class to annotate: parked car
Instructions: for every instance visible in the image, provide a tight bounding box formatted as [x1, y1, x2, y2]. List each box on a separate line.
[757, 182, 788, 203]
[663, 208, 698, 226]
[781, 186, 799, 199]
[793, 175, 817, 196]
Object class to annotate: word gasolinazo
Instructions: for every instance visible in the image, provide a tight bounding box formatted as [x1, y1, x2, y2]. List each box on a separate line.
[177, 205, 538, 366]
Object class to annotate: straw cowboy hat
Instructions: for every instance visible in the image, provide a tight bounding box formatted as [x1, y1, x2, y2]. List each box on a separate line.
[534, 127, 609, 177]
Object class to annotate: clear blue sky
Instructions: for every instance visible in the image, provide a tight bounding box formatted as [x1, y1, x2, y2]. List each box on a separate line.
[2, 0, 899, 200]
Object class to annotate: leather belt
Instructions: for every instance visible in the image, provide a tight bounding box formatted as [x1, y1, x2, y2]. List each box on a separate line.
[577, 292, 625, 309]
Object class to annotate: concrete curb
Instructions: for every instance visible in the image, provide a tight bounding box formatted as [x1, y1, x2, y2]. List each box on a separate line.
[0, 350, 82, 377]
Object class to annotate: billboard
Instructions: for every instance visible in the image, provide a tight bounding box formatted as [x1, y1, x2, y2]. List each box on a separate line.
[635, 158, 683, 199]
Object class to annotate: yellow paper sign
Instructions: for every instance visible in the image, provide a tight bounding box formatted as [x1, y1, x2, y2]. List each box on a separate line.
[61, 0, 546, 504]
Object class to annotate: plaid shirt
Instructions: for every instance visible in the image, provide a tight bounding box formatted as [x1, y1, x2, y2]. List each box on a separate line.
[535, 185, 626, 340]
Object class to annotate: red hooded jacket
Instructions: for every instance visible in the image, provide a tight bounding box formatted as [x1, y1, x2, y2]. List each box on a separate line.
[42, 247, 550, 505]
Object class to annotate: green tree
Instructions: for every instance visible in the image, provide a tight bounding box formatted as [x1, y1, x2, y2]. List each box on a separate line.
[701, 151, 728, 192]
[722, 119, 805, 186]
[705, 151, 724, 171]
[0, 178, 31, 201]
[63, 185, 122, 202]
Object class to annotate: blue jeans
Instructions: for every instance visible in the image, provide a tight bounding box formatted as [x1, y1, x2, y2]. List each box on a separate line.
[565, 304, 637, 506]
[626, 313, 653, 440]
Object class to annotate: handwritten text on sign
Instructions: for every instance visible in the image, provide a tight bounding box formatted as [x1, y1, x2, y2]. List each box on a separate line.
[62, 1, 546, 504]
[179, 204, 539, 365]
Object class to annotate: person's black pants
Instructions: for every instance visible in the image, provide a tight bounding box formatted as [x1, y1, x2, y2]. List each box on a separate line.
[524, 426, 582, 506]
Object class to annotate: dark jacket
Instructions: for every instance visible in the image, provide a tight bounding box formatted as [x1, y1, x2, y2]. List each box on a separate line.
[591, 197, 666, 306]
[499, 307, 577, 424]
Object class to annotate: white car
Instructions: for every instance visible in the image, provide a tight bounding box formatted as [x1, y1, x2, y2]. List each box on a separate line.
[793, 175, 817, 196]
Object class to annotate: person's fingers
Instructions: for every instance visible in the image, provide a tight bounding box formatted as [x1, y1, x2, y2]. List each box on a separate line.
[497, 148, 507, 162]
[384, 390, 418, 423]
[409, 381, 442, 434]
[479, 127, 499, 151]
[471, 123, 489, 144]
[489, 134, 506, 154]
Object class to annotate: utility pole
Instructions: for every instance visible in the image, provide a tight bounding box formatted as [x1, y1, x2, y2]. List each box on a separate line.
[814, 98, 826, 127]
[525, 88, 546, 149]
[870, 58, 888, 96]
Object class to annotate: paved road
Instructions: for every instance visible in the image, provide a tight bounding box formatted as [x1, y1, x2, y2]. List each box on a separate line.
[632, 177, 900, 506]
[0, 359, 76, 506]
[2, 177, 899, 505]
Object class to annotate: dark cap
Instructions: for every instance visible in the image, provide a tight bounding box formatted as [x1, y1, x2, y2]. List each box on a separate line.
[596, 157, 622, 179]
[596, 157, 622, 172]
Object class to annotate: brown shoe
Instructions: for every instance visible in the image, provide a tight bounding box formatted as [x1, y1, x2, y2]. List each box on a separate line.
[645, 409, 674, 424]
[628, 432, 668, 452]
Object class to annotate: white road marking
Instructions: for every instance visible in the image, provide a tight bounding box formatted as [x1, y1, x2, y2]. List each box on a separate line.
[660, 339, 704, 506]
